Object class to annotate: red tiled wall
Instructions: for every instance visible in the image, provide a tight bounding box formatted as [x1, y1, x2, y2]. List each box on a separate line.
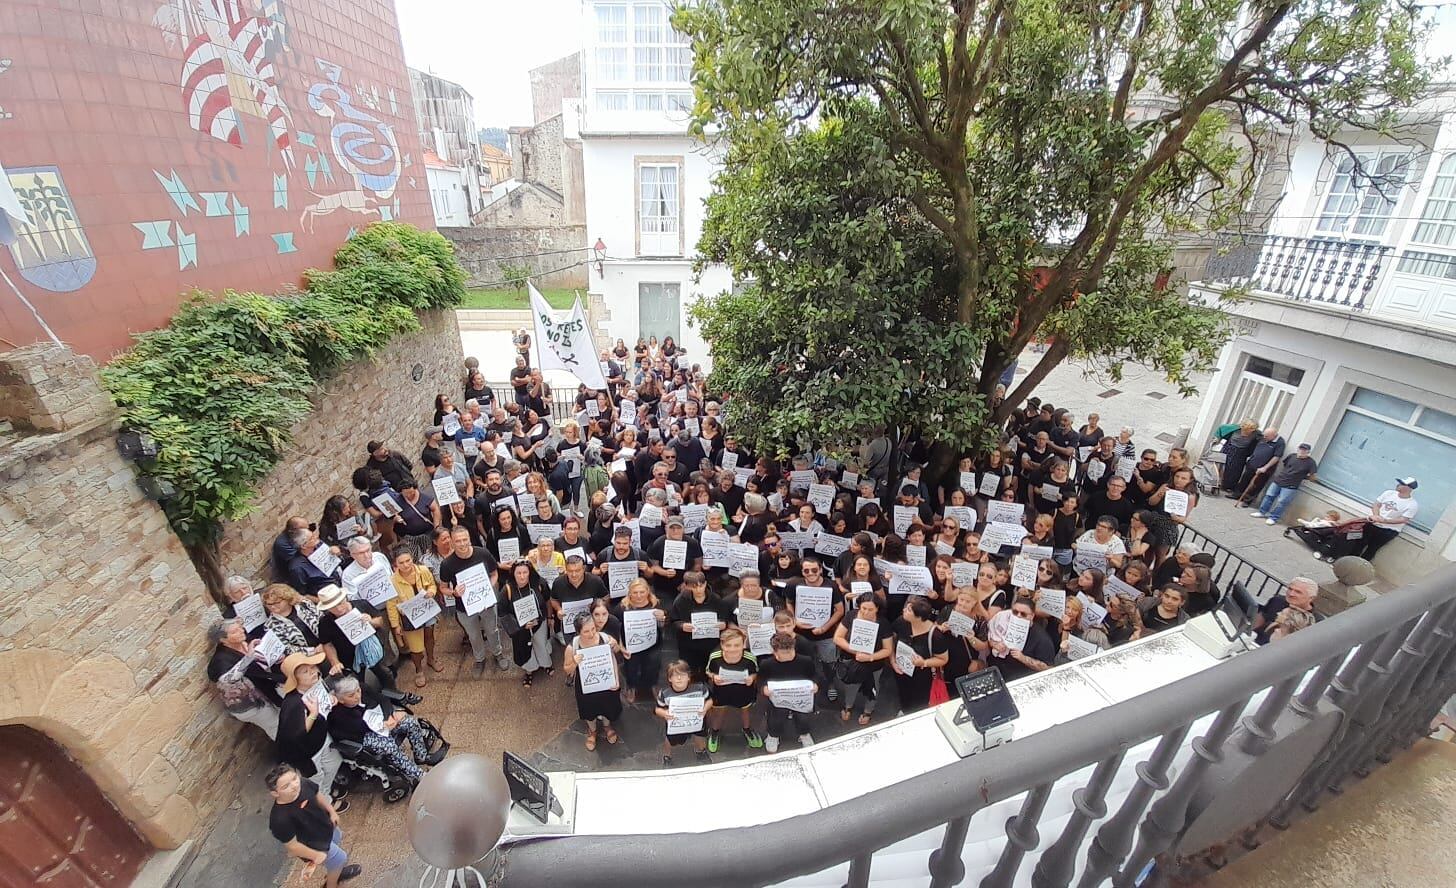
[0, 0, 434, 360]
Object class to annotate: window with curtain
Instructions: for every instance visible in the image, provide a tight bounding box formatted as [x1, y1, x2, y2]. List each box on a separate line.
[595, 4, 628, 81]
[639, 164, 679, 235]
[1318, 386, 1455, 533]
[595, 91, 628, 112]
[1411, 154, 1456, 249]
[1313, 150, 1412, 239]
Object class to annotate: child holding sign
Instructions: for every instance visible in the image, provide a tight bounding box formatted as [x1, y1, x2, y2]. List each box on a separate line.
[655, 660, 713, 765]
[705, 628, 762, 751]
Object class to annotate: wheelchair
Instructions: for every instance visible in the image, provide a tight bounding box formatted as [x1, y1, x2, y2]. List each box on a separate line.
[332, 689, 448, 804]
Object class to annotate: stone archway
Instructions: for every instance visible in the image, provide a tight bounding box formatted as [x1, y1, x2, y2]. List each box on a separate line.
[0, 649, 200, 849]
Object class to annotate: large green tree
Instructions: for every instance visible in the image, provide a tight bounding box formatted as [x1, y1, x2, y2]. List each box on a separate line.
[678, 0, 1431, 466]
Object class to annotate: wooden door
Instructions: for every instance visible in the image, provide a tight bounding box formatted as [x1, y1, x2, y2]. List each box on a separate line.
[0, 726, 151, 887]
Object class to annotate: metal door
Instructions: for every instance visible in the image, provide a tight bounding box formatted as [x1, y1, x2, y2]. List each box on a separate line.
[638, 282, 681, 342]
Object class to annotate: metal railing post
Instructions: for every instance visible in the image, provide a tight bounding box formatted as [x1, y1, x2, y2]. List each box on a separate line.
[1032, 753, 1126, 888]
[929, 816, 973, 888]
[1076, 726, 1191, 888]
[980, 782, 1053, 888]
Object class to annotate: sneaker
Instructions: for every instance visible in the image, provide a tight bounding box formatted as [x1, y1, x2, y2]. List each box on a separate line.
[743, 728, 764, 749]
[400, 692, 424, 706]
[662, 755, 673, 766]
[706, 730, 721, 753]
[1265, 518, 1277, 526]
[798, 733, 815, 747]
[826, 686, 839, 703]
[1313, 551, 1326, 560]
[1250, 511, 1263, 518]
[763, 735, 780, 753]
[695, 749, 711, 763]
[339, 864, 364, 883]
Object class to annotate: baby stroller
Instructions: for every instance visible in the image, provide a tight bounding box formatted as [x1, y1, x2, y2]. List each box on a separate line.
[1285, 519, 1369, 564]
[333, 688, 447, 803]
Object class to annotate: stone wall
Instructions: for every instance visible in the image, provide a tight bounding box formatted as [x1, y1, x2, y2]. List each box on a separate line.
[0, 342, 113, 432]
[219, 309, 465, 580]
[443, 224, 589, 288]
[0, 345, 227, 849]
[529, 53, 581, 124]
[511, 116, 567, 196]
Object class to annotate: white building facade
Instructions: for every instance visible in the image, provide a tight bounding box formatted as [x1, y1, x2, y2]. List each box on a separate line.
[1188, 94, 1456, 584]
[573, 0, 731, 365]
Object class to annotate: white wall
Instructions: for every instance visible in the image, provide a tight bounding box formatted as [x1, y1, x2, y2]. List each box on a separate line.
[426, 165, 470, 228]
[593, 258, 730, 364]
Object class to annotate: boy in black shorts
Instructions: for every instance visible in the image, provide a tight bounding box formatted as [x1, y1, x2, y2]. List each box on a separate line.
[654, 659, 713, 765]
[757, 631, 817, 753]
[706, 627, 762, 752]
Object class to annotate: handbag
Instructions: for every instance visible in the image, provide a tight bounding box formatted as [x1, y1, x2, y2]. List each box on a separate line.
[834, 657, 873, 686]
[927, 632, 958, 706]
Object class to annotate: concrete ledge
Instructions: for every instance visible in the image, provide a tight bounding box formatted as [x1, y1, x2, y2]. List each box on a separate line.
[458, 309, 532, 333]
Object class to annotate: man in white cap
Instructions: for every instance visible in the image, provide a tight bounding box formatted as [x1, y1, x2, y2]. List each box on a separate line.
[1357, 477, 1419, 561]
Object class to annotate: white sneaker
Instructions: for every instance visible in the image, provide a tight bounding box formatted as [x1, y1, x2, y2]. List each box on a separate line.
[764, 735, 780, 753]
[1313, 551, 1325, 560]
[1250, 511, 1263, 518]
[1265, 518, 1277, 526]
[799, 733, 815, 747]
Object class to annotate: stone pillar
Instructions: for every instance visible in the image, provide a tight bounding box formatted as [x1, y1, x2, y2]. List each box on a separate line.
[0, 343, 115, 432]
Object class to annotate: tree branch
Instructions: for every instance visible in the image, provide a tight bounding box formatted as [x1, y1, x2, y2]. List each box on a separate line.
[993, 336, 1071, 424]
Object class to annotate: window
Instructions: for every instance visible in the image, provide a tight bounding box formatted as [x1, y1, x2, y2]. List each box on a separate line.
[633, 3, 665, 43]
[666, 46, 693, 81]
[666, 92, 693, 114]
[595, 91, 628, 112]
[1411, 154, 1456, 249]
[633, 91, 664, 112]
[1314, 150, 1412, 239]
[637, 160, 681, 255]
[595, 4, 628, 81]
[638, 282, 682, 341]
[1318, 386, 1455, 532]
[596, 4, 628, 42]
[595, 48, 628, 81]
[634, 46, 663, 82]
[1395, 249, 1456, 280]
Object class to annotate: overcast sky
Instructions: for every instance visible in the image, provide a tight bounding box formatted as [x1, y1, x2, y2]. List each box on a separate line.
[396, 0, 582, 129]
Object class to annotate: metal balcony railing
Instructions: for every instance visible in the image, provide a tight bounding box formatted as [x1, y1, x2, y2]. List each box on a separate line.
[496, 564, 1456, 888]
[1202, 234, 1393, 310]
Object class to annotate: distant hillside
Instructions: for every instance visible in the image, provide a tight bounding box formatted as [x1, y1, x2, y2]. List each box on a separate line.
[478, 127, 509, 152]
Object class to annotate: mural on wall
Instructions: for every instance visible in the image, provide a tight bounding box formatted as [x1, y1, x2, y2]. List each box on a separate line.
[0, 0, 430, 358]
[4, 167, 98, 292]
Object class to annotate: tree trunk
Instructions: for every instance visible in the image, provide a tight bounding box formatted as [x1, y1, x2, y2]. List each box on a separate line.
[922, 439, 961, 505]
[186, 539, 228, 610]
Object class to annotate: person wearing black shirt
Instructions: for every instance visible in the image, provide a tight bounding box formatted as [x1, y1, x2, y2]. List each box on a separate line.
[1018, 431, 1056, 488]
[272, 517, 310, 583]
[509, 355, 532, 405]
[669, 571, 731, 675]
[551, 556, 609, 638]
[1128, 450, 1168, 509]
[891, 596, 951, 713]
[1083, 475, 1136, 534]
[1252, 443, 1318, 523]
[275, 652, 343, 802]
[1047, 410, 1080, 460]
[757, 632, 818, 753]
[831, 596, 894, 725]
[711, 470, 745, 521]
[325, 676, 442, 784]
[1031, 460, 1077, 515]
[315, 586, 397, 694]
[986, 599, 1056, 683]
[364, 440, 415, 493]
[646, 517, 703, 603]
[1138, 585, 1190, 635]
[266, 764, 359, 885]
[437, 526, 509, 674]
[782, 555, 844, 694]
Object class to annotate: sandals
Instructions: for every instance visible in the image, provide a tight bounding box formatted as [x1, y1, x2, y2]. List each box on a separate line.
[429, 660, 445, 674]
[414, 675, 427, 688]
[840, 709, 852, 723]
[603, 726, 620, 745]
[858, 713, 872, 726]
[585, 731, 597, 751]
[522, 672, 533, 688]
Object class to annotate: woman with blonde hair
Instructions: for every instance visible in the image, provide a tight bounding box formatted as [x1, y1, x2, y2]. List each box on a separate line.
[261, 584, 326, 658]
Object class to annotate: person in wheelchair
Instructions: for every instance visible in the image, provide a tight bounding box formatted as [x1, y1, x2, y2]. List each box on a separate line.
[326, 675, 446, 787]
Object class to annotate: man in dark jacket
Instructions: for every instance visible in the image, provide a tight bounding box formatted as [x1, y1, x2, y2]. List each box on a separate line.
[364, 440, 416, 492]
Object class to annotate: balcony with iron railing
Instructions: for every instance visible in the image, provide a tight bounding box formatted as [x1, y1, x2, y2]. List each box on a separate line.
[1199, 234, 1392, 311]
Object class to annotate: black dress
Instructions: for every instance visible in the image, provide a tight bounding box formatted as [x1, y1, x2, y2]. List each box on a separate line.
[571, 635, 624, 722]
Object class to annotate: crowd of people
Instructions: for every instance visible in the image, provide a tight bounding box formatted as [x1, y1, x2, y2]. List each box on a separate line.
[208, 336, 1339, 885]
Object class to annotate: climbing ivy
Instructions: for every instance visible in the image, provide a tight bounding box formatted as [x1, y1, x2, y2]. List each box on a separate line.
[101, 222, 466, 598]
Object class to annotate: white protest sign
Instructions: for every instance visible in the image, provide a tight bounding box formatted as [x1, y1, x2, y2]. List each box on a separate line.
[1115, 460, 1135, 481]
[737, 599, 770, 627]
[396, 593, 440, 630]
[935, 540, 955, 558]
[560, 597, 593, 634]
[888, 564, 934, 598]
[575, 642, 617, 693]
[519, 496, 539, 519]
[233, 593, 266, 632]
[789, 469, 816, 492]
[529, 283, 608, 389]
[304, 681, 334, 718]
[1002, 614, 1031, 652]
[1078, 595, 1109, 630]
[981, 522, 1029, 551]
[461, 437, 479, 457]
[1106, 575, 1142, 601]
[680, 503, 709, 532]
[814, 533, 850, 558]
[511, 475, 529, 494]
[1073, 545, 1109, 574]
[639, 504, 664, 528]
[666, 694, 706, 734]
[691, 610, 720, 640]
[1065, 634, 1103, 660]
[947, 610, 978, 638]
[351, 564, 397, 606]
[893, 505, 917, 535]
[894, 641, 917, 675]
[662, 540, 688, 570]
[620, 400, 638, 425]
[856, 496, 878, 513]
[717, 667, 750, 685]
[497, 537, 521, 563]
[720, 450, 738, 470]
[336, 608, 376, 645]
[807, 483, 835, 515]
[527, 523, 558, 544]
[1037, 587, 1067, 619]
[536, 560, 561, 584]
[733, 467, 753, 488]
[442, 413, 462, 436]
[779, 531, 814, 552]
[335, 517, 365, 544]
[1010, 555, 1038, 588]
[585, 399, 601, 418]
[359, 707, 384, 738]
[840, 470, 859, 490]
[794, 586, 834, 629]
[728, 543, 760, 578]
[512, 593, 541, 627]
[986, 501, 1025, 526]
[951, 561, 980, 588]
[1023, 544, 1054, 561]
[960, 471, 977, 493]
[607, 560, 638, 598]
[905, 545, 927, 567]
[979, 473, 1003, 497]
[624, 609, 659, 653]
[372, 492, 402, 518]
[848, 618, 880, 654]
[307, 543, 341, 577]
[255, 630, 285, 666]
[700, 530, 731, 567]
[1164, 489, 1190, 517]
[748, 623, 774, 656]
[455, 564, 496, 615]
[767, 679, 815, 713]
[564, 454, 582, 479]
[1078, 446, 1093, 462]
[1039, 482, 1064, 503]
[1085, 459, 1106, 483]
[944, 505, 975, 528]
[847, 581, 874, 607]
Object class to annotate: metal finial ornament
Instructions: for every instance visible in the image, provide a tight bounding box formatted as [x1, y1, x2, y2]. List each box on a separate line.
[407, 754, 510, 887]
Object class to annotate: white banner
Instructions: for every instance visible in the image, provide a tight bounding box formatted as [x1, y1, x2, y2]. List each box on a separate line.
[530, 284, 608, 390]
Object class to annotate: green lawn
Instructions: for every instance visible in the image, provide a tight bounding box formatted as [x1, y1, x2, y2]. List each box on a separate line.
[459, 288, 577, 310]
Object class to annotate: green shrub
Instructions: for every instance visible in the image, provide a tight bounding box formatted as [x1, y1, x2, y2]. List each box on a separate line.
[100, 222, 461, 596]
